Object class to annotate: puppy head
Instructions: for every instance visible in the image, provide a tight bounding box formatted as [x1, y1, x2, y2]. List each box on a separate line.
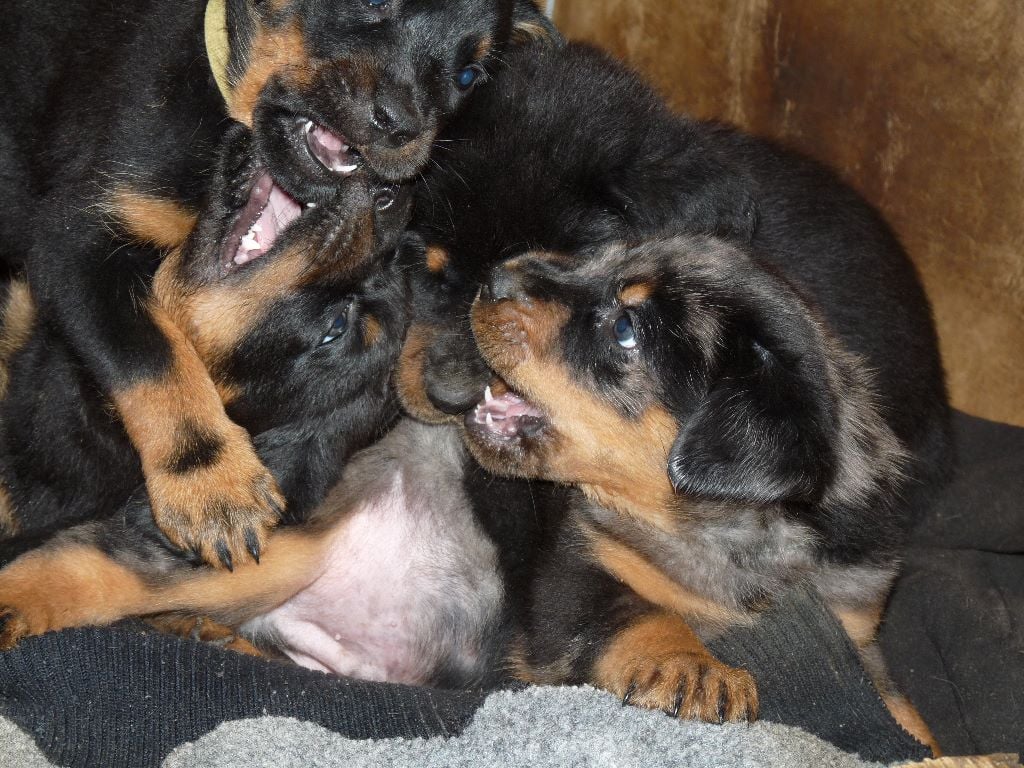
[154, 123, 409, 438]
[218, 0, 558, 194]
[463, 236, 902, 520]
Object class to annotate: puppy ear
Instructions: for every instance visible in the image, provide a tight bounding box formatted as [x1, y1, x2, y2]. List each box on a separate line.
[510, 1, 563, 46]
[667, 268, 837, 505]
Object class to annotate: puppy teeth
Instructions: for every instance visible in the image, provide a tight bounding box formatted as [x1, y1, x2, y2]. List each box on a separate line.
[485, 413, 494, 427]
[306, 202, 317, 209]
[485, 386, 493, 403]
[304, 120, 314, 133]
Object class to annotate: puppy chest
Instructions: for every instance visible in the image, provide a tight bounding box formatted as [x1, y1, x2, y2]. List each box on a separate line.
[251, 472, 503, 685]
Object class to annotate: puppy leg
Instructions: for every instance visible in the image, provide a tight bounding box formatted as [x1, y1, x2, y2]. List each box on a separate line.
[517, 529, 757, 723]
[145, 614, 264, 657]
[0, 501, 323, 651]
[26, 219, 281, 570]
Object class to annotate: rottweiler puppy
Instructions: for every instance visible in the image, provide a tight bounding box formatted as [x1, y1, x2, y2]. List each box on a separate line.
[396, 42, 949, 747]
[0, 122, 553, 689]
[0, 119, 409, 574]
[0, 0, 556, 568]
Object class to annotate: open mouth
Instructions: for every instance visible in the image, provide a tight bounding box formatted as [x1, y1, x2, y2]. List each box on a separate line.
[221, 169, 306, 272]
[220, 119, 362, 273]
[467, 381, 548, 443]
[303, 119, 361, 176]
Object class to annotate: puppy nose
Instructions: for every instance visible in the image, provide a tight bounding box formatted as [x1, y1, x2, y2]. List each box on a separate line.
[371, 94, 423, 148]
[480, 264, 522, 303]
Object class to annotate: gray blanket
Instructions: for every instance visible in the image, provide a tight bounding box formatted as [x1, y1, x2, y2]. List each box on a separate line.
[4, 686, 895, 768]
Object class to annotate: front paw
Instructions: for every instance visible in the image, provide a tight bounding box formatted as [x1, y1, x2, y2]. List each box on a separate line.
[610, 651, 759, 723]
[149, 426, 284, 570]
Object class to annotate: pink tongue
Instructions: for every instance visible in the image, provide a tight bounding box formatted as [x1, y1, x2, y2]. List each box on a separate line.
[234, 184, 302, 266]
[306, 123, 359, 175]
[473, 390, 546, 437]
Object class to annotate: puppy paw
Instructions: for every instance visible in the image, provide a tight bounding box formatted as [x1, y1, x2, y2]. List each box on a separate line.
[612, 651, 759, 723]
[147, 615, 265, 657]
[149, 425, 284, 570]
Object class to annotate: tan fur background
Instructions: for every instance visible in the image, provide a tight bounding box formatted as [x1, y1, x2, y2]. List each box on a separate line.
[554, 0, 1024, 426]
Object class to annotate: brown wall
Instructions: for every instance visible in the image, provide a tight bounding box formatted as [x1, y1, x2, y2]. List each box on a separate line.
[554, 0, 1024, 426]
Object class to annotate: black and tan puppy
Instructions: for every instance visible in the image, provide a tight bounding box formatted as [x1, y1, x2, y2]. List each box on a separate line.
[0, 0, 555, 567]
[0, 125, 530, 689]
[0, 120, 409, 570]
[397, 42, 949, 747]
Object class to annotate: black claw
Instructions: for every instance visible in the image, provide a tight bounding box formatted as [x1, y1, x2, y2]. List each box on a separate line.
[621, 680, 638, 706]
[216, 541, 234, 572]
[670, 690, 685, 718]
[245, 528, 261, 564]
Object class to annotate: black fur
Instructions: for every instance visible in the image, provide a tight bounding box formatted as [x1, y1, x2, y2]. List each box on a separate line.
[0, 0, 556, 564]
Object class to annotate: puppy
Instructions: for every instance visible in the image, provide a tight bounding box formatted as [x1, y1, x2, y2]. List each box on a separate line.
[0, 0, 556, 568]
[398, 42, 949, 748]
[0, 124, 560, 688]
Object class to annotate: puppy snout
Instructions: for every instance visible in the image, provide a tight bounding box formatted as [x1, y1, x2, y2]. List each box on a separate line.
[370, 90, 423, 148]
[481, 264, 525, 303]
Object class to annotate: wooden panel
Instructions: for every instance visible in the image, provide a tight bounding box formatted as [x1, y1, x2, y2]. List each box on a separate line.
[555, 0, 1024, 426]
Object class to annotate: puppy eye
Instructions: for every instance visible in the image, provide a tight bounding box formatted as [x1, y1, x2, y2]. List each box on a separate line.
[455, 65, 483, 91]
[365, 0, 388, 7]
[613, 313, 637, 350]
[374, 185, 399, 211]
[320, 303, 352, 346]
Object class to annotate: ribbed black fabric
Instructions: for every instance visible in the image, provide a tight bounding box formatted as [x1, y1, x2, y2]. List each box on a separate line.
[707, 588, 929, 763]
[0, 624, 487, 768]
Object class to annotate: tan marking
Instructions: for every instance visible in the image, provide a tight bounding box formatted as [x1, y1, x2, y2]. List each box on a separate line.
[471, 295, 680, 528]
[506, 636, 574, 685]
[593, 611, 758, 722]
[473, 36, 493, 63]
[884, 692, 943, 757]
[0, 529, 332, 648]
[619, 282, 653, 306]
[145, 614, 264, 657]
[0, 281, 35, 399]
[834, 604, 883, 649]
[586, 526, 747, 630]
[229, 24, 312, 124]
[425, 245, 449, 274]
[511, 19, 554, 44]
[395, 322, 455, 424]
[362, 314, 382, 348]
[108, 189, 199, 249]
[0, 486, 17, 539]
[113, 304, 283, 566]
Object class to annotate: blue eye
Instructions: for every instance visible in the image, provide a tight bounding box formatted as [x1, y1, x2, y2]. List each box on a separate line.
[613, 313, 637, 349]
[366, 0, 388, 7]
[321, 305, 351, 346]
[455, 65, 481, 91]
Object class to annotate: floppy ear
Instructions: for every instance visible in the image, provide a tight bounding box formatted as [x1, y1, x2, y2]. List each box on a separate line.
[510, 0, 563, 46]
[667, 268, 838, 505]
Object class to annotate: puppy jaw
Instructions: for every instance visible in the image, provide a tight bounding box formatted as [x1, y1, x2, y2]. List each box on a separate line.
[467, 294, 679, 529]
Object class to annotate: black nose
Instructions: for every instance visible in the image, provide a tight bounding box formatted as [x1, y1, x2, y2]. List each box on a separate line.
[480, 264, 524, 303]
[371, 92, 423, 148]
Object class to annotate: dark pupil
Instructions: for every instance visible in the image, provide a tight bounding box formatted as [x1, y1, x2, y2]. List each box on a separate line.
[457, 67, 477, 89]
[614, 315, 632, 339]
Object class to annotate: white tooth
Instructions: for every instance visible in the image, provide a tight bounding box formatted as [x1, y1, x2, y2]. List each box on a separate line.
[250, 223, 262, 233]
[485, 386, 493, 402]
[233, 253, 249, 265]
[341, 144, 350, 152]
[337, 163, 358, 174]
[485, 413, 494, 427]
[306, 202, 317, 209]
[304, 120, 314, 133]
[240, 233, 260, 251]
